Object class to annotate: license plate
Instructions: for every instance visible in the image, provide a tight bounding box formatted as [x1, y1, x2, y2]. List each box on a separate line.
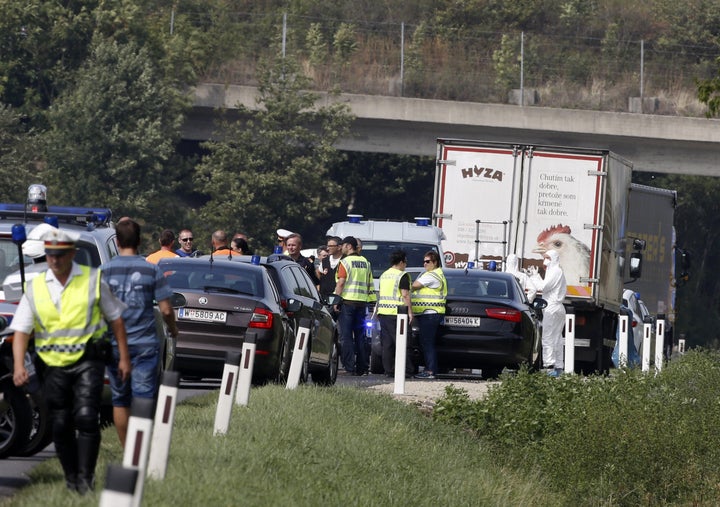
[178, 308, 227, 323]
[444, 316, 481, 327]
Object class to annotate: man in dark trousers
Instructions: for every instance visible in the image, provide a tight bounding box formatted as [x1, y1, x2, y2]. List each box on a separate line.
[11, 228, 131, 494]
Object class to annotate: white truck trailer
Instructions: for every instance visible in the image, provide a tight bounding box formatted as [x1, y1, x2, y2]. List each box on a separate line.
[434, 139, 638, 372]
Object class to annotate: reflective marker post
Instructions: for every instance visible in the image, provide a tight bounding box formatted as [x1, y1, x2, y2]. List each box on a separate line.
[641, 321, 653, 372]
[287, 318, 311, 390]
[100, 464, 138, 507]
[564, 308, 575, 374]
[393, 306, 409, 395]
[122, 398, 155, 507]
[236, 331, 257, 406]
[654, 314, 666, 373]
[618, 314, 629, 368]
[214, 351, 241, 435]
[147, 371, 180, 480]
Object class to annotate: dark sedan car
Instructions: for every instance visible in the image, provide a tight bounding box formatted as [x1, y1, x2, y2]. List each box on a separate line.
[159, 255, 338, 385]
[408, 269, 545, 378]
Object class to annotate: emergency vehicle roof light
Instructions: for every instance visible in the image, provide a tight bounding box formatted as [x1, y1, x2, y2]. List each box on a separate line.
[26, 184, 48, 214]
[347, 214, 363, 224]
[11, 224, 26, 245]
[44, 216, 59, 228]
[414, 217, 431, 227]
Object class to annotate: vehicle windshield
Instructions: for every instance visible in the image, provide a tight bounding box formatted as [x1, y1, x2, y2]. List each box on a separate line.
[444, 272, 513, 299]
[163, 263, 264, 296]
[359, 241, 441, 278]
[0, 238, 101, 280]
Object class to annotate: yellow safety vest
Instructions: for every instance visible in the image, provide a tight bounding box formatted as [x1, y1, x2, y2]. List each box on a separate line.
[377, 267, 407, 316]
[28, 266, 106, 367]
[411, 268, 447, 314]
[337, 254, 375, 303]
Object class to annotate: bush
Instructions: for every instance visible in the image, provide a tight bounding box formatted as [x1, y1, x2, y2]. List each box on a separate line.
[433, 351, 720, 505]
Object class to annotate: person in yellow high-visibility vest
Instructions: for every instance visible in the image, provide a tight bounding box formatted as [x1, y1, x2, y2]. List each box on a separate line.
[377, 250, 414, 377]
[333, 236, 376, 375]
[411, 250, 447, 379]
[12, 228, 131, 495]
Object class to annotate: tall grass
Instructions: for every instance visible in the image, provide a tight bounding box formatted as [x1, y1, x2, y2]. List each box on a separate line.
[434, 350, 720, 506]
[4, 386, 559, 506]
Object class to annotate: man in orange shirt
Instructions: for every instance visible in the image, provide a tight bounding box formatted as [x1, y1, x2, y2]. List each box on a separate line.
[145, 229, 179, 264]
[211, 230, 239, 257]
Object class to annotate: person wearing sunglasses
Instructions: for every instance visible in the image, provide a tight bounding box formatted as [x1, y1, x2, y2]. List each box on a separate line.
[411, 250, 447, 379]
[175, 229, 202, 258]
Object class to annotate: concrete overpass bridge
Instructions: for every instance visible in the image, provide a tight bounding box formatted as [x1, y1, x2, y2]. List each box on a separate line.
[185, 84, 720, 177]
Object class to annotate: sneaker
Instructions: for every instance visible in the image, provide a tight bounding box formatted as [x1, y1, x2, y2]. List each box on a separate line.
[413, 371, 436, 379]
[547, 368, 561, 378]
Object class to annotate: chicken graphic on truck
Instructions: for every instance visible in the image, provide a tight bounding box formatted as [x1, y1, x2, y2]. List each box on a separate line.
[434, 139, 635, 372]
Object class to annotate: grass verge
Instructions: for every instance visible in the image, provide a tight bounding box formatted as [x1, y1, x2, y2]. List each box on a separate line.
[2, 385, 560, 506]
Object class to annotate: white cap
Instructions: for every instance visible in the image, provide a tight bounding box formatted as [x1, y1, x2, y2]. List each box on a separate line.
[22, 223, 58, 258]
[276, 228, 294, 239]
[42, 228, 81, 255]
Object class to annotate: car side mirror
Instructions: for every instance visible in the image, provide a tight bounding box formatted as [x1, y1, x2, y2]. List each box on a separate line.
[325, 294, 342, 306]
[170, 292, 187, 308]
[532, 298, 548, 311]
[629, 252, 642, 279]
[286, 298, 303, 313]
[642, 314, 654, 324]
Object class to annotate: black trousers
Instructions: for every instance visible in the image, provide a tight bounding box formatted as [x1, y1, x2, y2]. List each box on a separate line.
[379, 314, 413, 375]
[42, 357, 105, 489]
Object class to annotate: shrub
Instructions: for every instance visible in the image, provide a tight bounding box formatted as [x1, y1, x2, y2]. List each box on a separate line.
[433, 351, 720, 505]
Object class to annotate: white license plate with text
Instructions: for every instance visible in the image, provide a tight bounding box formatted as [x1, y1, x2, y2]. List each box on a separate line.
[444, 316, 481, 327]
[178, 308, 227, 323]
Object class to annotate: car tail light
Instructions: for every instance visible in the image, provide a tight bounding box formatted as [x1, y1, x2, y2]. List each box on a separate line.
[249, 307, 273, 329]
[485, 308, 521, 323]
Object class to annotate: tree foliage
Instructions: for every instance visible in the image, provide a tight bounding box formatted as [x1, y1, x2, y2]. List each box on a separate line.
[194, 56, 353, 252]
[0, 105, 38, 202]
[41, 39, 187, 229]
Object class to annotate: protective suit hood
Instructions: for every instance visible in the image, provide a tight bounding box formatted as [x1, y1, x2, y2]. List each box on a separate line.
[506, 254, 519, 273]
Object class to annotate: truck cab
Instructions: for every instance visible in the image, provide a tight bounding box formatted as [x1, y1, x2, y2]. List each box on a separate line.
[326, 215, 446, 288]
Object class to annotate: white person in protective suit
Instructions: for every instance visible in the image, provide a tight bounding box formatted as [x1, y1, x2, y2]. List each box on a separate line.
[528, 250, 567, 377]
[504, 253, 538, 303]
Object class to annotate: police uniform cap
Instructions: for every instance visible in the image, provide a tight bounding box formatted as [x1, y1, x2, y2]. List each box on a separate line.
[42, 228, 80, 255]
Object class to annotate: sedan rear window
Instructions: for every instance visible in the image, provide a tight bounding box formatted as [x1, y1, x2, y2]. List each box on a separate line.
[164, 264, 263, 296]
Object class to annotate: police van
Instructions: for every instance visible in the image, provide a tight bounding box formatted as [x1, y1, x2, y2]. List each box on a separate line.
[325, 215, 446, 288]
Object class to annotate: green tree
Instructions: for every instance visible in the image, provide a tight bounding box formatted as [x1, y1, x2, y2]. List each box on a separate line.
[0, 105, 38, 202]
[41, 39, 188, 232]
[194, 55, 353, 253]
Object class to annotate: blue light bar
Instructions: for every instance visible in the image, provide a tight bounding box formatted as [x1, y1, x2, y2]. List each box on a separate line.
[251, 255, 261, 265]
[414, 217, 431, 227]
[347, 214, 363, 224]
[274, 246, 283, 254]
[44, 216, 59, 228]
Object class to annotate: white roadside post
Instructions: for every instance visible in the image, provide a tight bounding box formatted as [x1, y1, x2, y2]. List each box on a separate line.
[122, 397, 155, 507]
[655, 314, 666, 373]
[235, 331, 257, 406]
[393, 305, 409, 394]
[618, 314, 629, 368]
[147, 370, 180, 480]
[214, 351, 241, 435]
[287, 318, 311, 390]
[100, 465, 138, 507]
[564, 308, 575, 374]
[641, 320, 653, 372]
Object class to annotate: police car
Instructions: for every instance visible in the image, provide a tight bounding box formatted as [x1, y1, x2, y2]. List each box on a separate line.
[0, 185, 175, 422]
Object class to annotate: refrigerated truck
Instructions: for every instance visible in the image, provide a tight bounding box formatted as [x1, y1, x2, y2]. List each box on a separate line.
[626, 183, 677, 323]
[434, 139, 636, 372]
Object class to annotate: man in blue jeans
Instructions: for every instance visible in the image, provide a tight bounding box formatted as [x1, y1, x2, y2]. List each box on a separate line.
[333, 236, 376, 375]
[102, 219, 179, 447]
